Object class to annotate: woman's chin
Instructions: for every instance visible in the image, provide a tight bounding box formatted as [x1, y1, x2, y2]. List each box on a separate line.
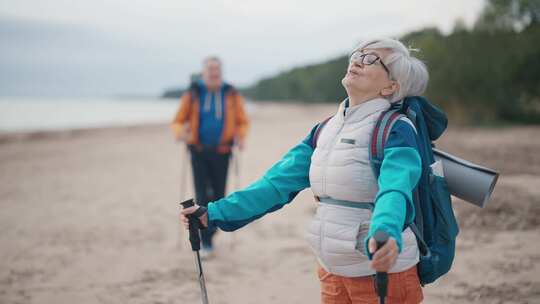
[342, 77, 359, 90]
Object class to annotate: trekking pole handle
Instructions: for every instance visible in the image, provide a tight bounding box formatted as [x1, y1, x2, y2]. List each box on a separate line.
[374, 230, 389, 253]
[374, 231, 389, 303]
[180, 199, 201, 251]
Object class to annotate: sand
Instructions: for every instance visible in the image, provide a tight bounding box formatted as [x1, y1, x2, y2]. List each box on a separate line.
[1, 102, 539, 304]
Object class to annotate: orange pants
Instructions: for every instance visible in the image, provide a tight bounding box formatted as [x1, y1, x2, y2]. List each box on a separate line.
[318, 265, 423, 304]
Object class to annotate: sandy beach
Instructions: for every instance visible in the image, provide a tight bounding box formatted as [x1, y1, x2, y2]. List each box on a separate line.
[1, 102, 539, 304]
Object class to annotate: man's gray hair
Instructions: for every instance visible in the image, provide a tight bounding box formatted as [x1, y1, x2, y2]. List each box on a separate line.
[353, 38, 429, 103]
[203, 56, 222, 67]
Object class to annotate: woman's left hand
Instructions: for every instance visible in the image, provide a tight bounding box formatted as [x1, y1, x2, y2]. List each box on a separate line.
[368, 236, 399, 272]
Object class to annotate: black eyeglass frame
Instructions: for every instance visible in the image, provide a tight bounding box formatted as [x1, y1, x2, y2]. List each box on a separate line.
[350, 51, 391, 76]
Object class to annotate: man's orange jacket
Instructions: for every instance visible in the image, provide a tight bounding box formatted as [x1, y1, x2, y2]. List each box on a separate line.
[171, 84, 249, 153]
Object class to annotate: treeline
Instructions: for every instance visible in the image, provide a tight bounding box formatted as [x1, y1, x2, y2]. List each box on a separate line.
[244, 0, 540, 124]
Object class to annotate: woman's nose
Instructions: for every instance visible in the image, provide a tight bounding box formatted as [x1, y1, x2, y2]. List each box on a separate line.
[353, 61, 364, 69]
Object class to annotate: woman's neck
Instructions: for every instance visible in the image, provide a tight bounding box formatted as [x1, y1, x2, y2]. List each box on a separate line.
[347, 92, 380, 107]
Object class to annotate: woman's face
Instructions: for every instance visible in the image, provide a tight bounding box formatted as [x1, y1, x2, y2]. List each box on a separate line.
[341, 48, 396, 99]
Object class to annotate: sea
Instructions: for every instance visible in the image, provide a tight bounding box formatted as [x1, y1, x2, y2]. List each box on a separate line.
[0, 97, 184, 133]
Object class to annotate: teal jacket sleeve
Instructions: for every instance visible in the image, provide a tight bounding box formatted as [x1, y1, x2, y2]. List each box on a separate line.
[207, 127, 316, 231]
[365, 120, 422, 257]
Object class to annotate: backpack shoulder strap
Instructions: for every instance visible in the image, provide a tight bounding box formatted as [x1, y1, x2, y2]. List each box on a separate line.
[409, 222, 429, 256]
[371, 108, 430, 258]
[311, 116, 333, 149]
[189, 82, 201, 102]
[369, 109, 405, 176]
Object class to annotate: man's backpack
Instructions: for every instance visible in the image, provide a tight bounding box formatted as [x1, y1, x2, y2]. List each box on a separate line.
[311, 96, 459, 285]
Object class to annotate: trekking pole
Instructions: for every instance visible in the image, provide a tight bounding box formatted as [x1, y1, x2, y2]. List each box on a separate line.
[230, 147, 241, 251]
[180, 144, 188, 201]
[177, 144, 189, 250]
[180, 199, 209, 304]
[374, 231, 389, 304]
[233, 147, 240, 191]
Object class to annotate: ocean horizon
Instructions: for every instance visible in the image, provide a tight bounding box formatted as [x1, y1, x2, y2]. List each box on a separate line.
[0, 97, 186, 133]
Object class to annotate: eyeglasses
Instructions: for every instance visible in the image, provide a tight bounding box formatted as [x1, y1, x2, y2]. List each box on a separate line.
[349, 51, 391, 76]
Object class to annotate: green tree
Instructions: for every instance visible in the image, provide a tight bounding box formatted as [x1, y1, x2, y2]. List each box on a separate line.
[240, 1, 540, 124]
[476, 0, 540, 31]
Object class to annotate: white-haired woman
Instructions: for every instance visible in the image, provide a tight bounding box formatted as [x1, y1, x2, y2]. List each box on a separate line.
[181, 38, 427, 303]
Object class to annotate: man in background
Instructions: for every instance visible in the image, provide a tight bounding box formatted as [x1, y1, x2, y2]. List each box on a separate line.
[171, 56, 249, 257]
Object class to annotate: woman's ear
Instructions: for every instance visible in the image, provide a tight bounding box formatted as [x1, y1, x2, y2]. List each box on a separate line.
[380, 81, 399, 97]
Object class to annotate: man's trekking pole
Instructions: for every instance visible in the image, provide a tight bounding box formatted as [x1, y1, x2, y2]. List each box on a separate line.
[230, 147, 241, 251]
[180, 144, 189, 200]
[180, 199, 209, 304]
[374, 231, 389, 304]
[177, 144, 190, 250]
[233, 147, 241, 190]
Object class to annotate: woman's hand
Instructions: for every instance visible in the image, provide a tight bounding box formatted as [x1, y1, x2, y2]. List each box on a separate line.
[368, 236, 399, 272]
[180, 205, 209, 229]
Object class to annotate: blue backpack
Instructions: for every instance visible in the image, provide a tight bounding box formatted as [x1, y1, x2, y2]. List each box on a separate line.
[312, 96, 459, 285]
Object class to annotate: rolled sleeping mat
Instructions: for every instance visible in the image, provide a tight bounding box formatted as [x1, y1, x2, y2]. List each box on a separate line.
[433, 148, 499, 208]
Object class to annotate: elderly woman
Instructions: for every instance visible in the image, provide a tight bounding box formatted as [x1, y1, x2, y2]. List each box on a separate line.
[181, 37, 427, 303]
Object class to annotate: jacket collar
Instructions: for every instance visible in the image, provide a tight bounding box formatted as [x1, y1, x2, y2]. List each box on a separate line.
[336, 97, 391, 122]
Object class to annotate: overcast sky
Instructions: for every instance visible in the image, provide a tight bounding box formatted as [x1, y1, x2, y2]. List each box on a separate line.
[0, 0, 485, 97]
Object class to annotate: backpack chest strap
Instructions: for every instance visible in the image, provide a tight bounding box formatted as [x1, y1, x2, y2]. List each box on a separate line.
[318, 197, 374, 210]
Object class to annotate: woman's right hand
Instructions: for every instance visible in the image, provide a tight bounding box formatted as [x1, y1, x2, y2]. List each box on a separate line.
[180, 205, 209, 229]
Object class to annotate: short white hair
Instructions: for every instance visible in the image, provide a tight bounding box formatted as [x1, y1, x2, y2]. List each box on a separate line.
[353, 38, 429, 103]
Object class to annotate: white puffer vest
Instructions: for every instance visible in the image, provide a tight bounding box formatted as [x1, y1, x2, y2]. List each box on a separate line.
[306, 98, 419, 277]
